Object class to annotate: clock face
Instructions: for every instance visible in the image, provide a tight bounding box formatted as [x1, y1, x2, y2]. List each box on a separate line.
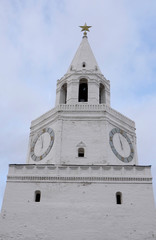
[109, 127, 134, 163]
[30, 127, 54, 161]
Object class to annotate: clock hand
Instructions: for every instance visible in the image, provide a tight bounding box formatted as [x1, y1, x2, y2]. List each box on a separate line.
[41, 135, 43, 149]
[118, 134, 123, 150]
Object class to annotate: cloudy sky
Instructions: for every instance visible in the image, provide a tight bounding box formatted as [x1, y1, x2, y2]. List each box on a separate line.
[0, 0, 156, 209]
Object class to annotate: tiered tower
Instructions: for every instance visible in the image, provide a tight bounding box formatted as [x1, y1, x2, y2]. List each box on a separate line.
[0, 25, 156, 240]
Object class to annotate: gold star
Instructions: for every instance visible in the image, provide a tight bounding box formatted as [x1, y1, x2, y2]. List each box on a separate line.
[79, 23, 92, 36]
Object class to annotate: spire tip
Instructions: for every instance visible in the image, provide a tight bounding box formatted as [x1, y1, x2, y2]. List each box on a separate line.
[79, 23, 92, 37]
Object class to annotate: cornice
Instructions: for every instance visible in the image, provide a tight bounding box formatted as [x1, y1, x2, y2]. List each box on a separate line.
[58, 71, 109, 85]
[30, 104, 135, 131]
[7, 175, 152, 184]
[7, 164, 152, 184]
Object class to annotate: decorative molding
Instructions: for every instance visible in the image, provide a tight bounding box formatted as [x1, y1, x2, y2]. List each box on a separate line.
[76, 141, 86, 148]
[31, 104, 135, 131]
[58, 71, 107, 83]
[8, 164, 152, 184]
[10, 164, 151, 171]
[7, 175, 152, 183]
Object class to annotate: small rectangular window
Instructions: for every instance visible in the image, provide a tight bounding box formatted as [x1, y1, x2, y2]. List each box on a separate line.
[78, 148, 84, 157]
[78, 152, 84, 157]
[35, 191, 41, 202]
[116, 192, 122, 204]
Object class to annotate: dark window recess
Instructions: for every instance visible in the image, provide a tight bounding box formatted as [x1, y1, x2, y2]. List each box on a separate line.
[99, 83, 105, 104]
[78, 148, 84, 157]
[116, 192, 122, 204]
[35, 191, 41, 202]
[82, 62, 86, 67]
[79, 83, 88, 102]
[60, 83, 67, 104]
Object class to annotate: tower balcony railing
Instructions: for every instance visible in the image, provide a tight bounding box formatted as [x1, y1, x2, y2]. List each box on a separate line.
[31, 104, 135, 129]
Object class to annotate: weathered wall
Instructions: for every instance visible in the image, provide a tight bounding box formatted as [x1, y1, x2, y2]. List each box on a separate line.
[1, 180, 156, 240]
[27, 104, 137, 165]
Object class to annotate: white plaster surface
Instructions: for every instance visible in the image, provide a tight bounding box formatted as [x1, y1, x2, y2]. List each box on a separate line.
[67, 36, 101, 74]
[27, 104, 137, 165]
[1, 164, 156, 239]
[1, 176, 156, 239]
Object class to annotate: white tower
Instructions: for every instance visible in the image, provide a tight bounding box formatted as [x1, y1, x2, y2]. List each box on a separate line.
[0, 24, 156, 240]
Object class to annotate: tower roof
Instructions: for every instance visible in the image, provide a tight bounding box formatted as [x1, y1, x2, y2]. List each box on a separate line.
[67, 35, 102, 74]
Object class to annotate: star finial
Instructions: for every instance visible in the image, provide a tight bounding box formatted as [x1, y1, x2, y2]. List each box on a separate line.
[79, 23, 92, 37]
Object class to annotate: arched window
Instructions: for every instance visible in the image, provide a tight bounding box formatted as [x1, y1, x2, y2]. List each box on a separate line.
[116, 192, 122, 204]
[82, 62, 86, 68]
[60, 83, 67, 104]
[79, 79, 88, 102]
[35, 190, 41, 202]
[78, 148, 84, 157]
[99, 83, 105, 104]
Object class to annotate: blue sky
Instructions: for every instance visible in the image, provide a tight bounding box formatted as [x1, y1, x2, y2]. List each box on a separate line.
[0, 0, 156, 209]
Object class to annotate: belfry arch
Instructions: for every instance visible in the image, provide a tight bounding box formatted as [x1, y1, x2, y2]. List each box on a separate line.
[99, 83, 106, 104]
[60, 83, 67, 104]
[78, 78, 88, 102]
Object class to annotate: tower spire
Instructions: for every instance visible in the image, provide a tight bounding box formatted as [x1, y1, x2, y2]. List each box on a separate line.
[66, 24, 101, 74]
[79, 23, 92, 37]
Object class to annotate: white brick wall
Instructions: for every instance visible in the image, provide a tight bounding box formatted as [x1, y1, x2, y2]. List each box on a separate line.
[1, 166, 156, 239]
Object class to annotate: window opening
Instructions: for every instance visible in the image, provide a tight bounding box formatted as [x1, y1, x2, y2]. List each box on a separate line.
[99, 83, 105, 104]
[82, 62, 86, 68]
[60, 83, 67, 104]
[35, 190, 41, 202]
[78, 148, 84, 157]
[79, 79, 88, 102]
[116, 192, 122, 204]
